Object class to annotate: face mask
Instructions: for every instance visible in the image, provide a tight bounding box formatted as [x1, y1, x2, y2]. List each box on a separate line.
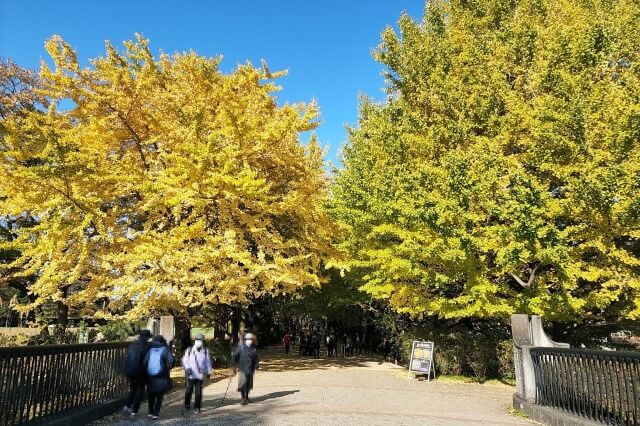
[245, 340, 253, 347]
[194, 340, 203, 349]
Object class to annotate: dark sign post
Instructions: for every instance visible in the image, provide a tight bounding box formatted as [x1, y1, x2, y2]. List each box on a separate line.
[408, 340, 435, 381]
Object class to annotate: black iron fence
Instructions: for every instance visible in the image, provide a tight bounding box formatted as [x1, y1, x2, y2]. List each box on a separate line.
[531, 347, 640, 425]
[0, 342, 129, 425]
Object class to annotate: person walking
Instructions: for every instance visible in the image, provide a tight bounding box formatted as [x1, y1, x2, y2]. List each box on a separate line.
[299, 333, 306, 356]
[282, 331, 292, 356]
[144, 335, 175, 420]
[325, 333, 332, 357]
[355, 333, 362, 356]
[329, 332, 337, 357]
[232, 332, 259, 405]
[122, 329, 152, 417]
[313, 332, 321, 358]
[182, 333, 212, 413]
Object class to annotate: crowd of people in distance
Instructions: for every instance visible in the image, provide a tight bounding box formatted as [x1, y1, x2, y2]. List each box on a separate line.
[282, 329, 367, 358]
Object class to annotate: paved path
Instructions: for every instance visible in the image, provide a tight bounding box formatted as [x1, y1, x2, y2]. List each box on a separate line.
[96, 348, 534, 425]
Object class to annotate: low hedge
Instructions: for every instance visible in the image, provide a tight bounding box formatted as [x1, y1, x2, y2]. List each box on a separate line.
[399, 321, 514, 382]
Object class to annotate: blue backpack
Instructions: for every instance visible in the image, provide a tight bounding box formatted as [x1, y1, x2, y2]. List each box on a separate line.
[147, 347, 166, 376]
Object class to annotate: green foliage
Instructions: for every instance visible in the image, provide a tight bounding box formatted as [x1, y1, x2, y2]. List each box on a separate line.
[548, 318, 640, 350]
[330, 0, 640, 322]
[24, 326, 78, 345]
[204, 339, 232, 367]
[509, 407, 530, 419]
[280, 270, 369, 325]
[497, 340, 515, 380]
[0, 332, 29, 347]
[400, 321, 513, 381]
[97, 320, 132, 342]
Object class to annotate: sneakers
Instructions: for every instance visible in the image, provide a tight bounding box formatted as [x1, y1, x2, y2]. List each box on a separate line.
[122, 406, 130, 414]
[184, 405, 191, 410]
[130, 412, 138, 418]
[147, 414, 159, 420]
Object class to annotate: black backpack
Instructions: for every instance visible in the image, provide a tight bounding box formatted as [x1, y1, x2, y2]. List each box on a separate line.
[124, 341, 147, 377]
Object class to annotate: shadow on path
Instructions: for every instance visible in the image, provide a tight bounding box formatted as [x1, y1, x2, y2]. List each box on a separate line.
[252, 390, 300, 403]
[258, 348, 386, 372]
[203, 390, 300, 412]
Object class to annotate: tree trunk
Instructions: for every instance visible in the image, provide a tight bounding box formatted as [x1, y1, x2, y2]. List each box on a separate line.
[231, 307, 242, 345]
[56, 301, 68, 328]
[173, 315, 191, 353]
[213, 305, 228, 341]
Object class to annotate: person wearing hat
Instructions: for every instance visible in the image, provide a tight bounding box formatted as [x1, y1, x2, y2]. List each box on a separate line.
[232, 332, 259, 405]
[122, 329, 152, 417]
[182, 333, 212, 413]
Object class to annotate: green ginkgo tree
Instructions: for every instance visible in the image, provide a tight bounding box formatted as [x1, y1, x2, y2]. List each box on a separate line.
[330, 0, 640, 322]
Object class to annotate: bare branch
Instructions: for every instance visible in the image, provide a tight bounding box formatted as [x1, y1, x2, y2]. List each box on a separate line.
[510, 263, 540, 289]
[510, 273, 529, 288]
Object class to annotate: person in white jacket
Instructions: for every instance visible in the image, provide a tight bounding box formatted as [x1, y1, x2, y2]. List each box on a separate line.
[182, 334, 213, 413]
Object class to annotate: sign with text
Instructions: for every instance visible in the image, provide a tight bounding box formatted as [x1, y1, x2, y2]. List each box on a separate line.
[408, 340, 434, 381]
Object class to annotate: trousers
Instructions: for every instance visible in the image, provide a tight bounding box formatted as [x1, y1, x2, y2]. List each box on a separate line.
[185, 379, 203, 409]
[148, 392, 164, 416]
[125, 376, 145, 413]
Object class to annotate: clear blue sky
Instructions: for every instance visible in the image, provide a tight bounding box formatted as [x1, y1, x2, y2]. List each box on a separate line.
[0, 1, 424, 167]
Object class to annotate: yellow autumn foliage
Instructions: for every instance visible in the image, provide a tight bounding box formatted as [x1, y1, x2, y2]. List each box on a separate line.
[0, 35, 337, 319]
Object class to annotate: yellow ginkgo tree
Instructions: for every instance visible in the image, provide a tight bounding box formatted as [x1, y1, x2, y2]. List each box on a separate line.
[0, 35, 337, 322]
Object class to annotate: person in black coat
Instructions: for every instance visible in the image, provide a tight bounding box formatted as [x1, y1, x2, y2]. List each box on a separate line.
[313, 333, 321, 359]
[144, 335, 175, 419]
[232, 333, 259, 405]
[123, 329, 152, 417]
[299, 333, 306, 356]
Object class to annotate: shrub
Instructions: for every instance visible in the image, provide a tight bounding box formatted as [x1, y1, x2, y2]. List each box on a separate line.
[0, 332, 30, 347]
[97, 320, 132, 342]
[205, 339, 232, 367]
[399, 320, 512, 381]
[466, 339, 498, 382]
[497, 340, 515, 380]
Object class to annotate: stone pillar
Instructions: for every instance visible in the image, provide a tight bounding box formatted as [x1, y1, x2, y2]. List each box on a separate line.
[147, 317, 160, 336]
[511, 314, 569, 403]
[511, 314, 533, 401]
[159, 316, 175, 343]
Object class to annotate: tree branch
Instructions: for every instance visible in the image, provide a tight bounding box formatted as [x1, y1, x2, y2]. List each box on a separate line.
[510, 263, 540, 289]
[47, 183, 90, 214]
[105, 104, 149, 171]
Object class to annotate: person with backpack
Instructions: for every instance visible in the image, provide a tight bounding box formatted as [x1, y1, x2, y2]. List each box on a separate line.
[144, 335, 175, 420]
[122, 329, 152, 417]
[232, 332, 259, 405]
[182, 333, 212, 413]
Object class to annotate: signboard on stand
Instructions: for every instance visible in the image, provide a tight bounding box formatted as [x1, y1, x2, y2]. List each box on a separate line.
[408, 340, 435, 381]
